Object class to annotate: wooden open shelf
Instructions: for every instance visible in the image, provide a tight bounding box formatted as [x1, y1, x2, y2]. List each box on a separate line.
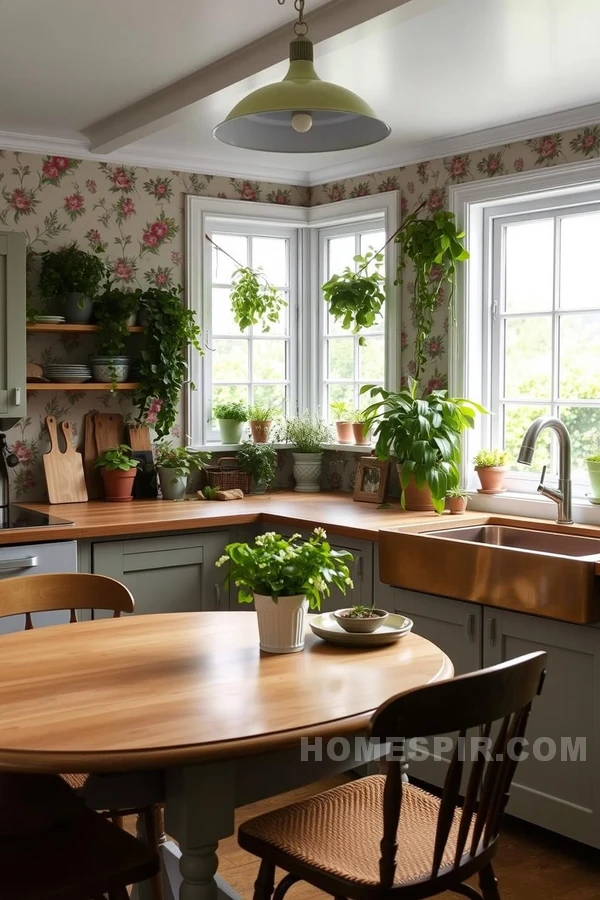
[27, 324, 143, 334]
[27, 383, 140, 391]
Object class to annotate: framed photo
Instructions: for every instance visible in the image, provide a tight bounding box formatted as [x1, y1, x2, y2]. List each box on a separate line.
[354, 457, 390, 504]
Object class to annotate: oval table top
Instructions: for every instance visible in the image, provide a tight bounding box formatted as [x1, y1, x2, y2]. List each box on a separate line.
[0, 611, 453, 773]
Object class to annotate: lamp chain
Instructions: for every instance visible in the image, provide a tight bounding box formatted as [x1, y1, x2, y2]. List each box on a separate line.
[277, 0, 308, 36]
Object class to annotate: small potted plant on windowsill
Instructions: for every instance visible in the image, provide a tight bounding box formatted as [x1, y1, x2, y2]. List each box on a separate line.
[285, 413, 332, 493]
[585, 453, 600, 500]
[94, 445, 139, 502]
[474, 449, 509, 493]
[351, 409, 371, 446]
[216, 528, 354, 653]
[39, 244, 106, 324]
[445, 486, 469, 515]
[214, 401, 248, 444]
[236, 441, 278, 494]
[248, 403, 276, 443]
[154, 443, 211, 500]
[330, 401, 353, 444]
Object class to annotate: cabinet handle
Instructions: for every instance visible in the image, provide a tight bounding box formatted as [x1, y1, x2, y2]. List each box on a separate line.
[466, 613, 476, 641]
[214, 584, 221, 610]
[13, 388, 21, 407]
[0, 556, 38, 571]
[355, 556, 363, 579]
[488, 616, 497, 647]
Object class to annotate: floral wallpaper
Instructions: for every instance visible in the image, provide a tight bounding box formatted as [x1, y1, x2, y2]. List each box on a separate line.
[3, 121, 600, 502]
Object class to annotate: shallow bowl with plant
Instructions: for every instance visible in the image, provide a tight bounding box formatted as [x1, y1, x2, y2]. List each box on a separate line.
[39, 244, 106, 324]
[333, 603, 389, 634]
[216, 528, 353, 653]
[237, 441, 277, 493]
[154, 443, 210, 500]
[248, 403, 276, 443]
[285, 414, 332, 492]
[94, 445, 139, 502]
[214, 401, 249, 444]
[474, 448, 509, 493]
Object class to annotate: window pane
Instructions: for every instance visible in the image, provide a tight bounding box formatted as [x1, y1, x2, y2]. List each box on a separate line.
[252, 237, 288, 286]
[504, 317, 552, 399]
[328, 235, 355, 277]
[212, 339, 248, 382]
[212, 233, 247, 282]
[360, 230, 385, 257]
[328, 338, 354, 380]
[560, 212, 600, 309]
[505, 220, 554, 313]
[212, 384, 248, 418]
[504, 404, 551, 471]
[359, 336, 385, 381]
[212, 287, 238, 335]
[328, 384, 354, 421]
[253, 384, 286, 415]
[559, 314, 600, 399]
[253, 340, 286, 382]
[560, 406, 600, 478]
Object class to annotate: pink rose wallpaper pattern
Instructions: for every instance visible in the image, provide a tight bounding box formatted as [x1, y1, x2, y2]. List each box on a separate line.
[1, 120, 599, 501]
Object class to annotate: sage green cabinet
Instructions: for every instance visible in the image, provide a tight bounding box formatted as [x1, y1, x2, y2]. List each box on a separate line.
[0, 232, 26, 427]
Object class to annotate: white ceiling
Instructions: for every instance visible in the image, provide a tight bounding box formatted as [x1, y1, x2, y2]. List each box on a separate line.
[1, 0, 600, 185]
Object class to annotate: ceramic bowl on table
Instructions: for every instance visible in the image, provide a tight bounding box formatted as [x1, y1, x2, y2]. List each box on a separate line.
[333, 608, 389, 633]
[309, 612, 412, 648]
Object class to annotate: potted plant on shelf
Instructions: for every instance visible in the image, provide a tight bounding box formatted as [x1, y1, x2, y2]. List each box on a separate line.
[586, 453, 600, 501]
[154, 443, 211, 500]
[474, 449, 509, 493]
[333, 603, 389, 633]
[351, 408, 371, 446]
[216, 528, 353, 653]
[330, 401, 353, 444]
[248, 403, 276, 443]
[445, 486, 469, 515]
[94, 445, 139, 502]
[237, 441, 278, 494]
[363, 378, 484, 513]
[285, 413, 332, 493]
[92, 286, 142, 385]
[213, 401, 248, 444]
[39, 244, 106, 324]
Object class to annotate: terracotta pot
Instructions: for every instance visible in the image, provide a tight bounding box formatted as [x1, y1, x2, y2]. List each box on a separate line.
[397, 465, 435, 511]
[445, 495, 468, 515]
[250, 420, 272, 443]
[335, 421, 354, 444]
[476, 466, 507, 493]
[100, 467, 137, 502]
[352, 423, 371, 445]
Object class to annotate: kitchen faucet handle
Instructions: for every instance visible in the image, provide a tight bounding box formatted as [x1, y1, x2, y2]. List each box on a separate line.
[537, 464, 547, 492]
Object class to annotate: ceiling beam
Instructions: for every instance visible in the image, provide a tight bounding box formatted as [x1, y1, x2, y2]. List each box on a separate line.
[84, 0, 415, 154]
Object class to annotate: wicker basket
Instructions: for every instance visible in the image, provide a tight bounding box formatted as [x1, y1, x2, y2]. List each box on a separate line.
[206, 457, 251, 494]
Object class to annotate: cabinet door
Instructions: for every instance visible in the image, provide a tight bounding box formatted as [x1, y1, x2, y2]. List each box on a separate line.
[0, 232, 26, 423]
[392, 588, 482, 788]
[484, 608, 600, 848]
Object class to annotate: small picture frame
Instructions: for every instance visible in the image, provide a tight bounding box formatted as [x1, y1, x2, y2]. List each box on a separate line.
[354, 457, 390, 504]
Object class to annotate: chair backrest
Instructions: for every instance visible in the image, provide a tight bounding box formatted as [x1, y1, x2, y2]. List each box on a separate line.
[369, 651, 547, 887]
[0, 573, 134, 629]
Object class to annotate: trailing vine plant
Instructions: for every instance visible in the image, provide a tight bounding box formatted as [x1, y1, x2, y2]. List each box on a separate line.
[321, 249, 385, 346]
[93, 285, 141, 358]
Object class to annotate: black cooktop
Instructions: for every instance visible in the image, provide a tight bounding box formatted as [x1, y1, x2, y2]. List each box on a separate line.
[0, 506, 74, 529]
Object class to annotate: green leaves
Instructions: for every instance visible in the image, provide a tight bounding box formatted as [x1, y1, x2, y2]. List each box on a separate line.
[39, 244, 106, 302]
[213, 401, 248, 422]
[154, 442, 210, 479]
[94, 444, 139, 471]
[236, 441, 277, 486]
[93, 285, 142, 359]
[322, 250, 386, 342]
[230, 266, 287, 333]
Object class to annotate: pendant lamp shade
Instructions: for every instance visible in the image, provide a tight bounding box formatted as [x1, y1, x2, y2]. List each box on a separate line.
[214, 39, 391, 153]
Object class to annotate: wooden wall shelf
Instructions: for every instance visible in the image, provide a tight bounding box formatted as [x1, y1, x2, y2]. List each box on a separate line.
[27, 324, 143, 334]
[27, 383, 140, 391]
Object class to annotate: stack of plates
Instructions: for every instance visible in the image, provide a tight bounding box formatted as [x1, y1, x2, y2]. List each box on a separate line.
[43, 364, 92, 384]
[36, 315, 66, 324]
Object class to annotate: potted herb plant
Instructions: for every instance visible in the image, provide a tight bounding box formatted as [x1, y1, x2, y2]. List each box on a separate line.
[237, 441, 278, 494]
[285, 413, 332, 493]
[333, 603, 389, 633]
[248, 403, 276, 443]
[39, 244, 106, 324]
[154, 443, 211, 500]
[330, 401, 353, 444]
[94, 445, 139, 502]
[586, 453, 600, 500]
[351, 408, 371, 446]
[216, 528, 353, 653]
[445, 486, 469, 515]
[474, 449, 509, 493]
[91, 286, 142, 385]
[363, 378, 484, 513]
[322, 249, 385, 345]
[213, 401, 248, 444]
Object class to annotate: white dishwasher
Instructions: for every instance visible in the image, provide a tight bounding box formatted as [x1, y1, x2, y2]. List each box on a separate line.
[0, 540, 78, 634]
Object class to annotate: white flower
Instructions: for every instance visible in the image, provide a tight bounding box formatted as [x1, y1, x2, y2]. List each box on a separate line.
[345, 576, 354, 588]
[215, 555, 228, 568]
[313, 527, 327, 540]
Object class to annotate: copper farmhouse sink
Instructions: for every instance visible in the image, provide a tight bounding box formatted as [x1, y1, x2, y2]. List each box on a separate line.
[379, 518, 600, 624]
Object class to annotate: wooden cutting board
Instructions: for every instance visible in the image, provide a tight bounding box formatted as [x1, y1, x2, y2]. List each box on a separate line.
[43, 417, 88, 504]
[127, 424, 152, 451]
[83, 413, 99, 499]
[94, 413, 124, 455]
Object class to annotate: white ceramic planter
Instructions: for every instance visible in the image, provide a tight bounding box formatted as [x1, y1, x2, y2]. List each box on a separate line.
[254, 593, 308, 654]
[292, 451, 323, 493]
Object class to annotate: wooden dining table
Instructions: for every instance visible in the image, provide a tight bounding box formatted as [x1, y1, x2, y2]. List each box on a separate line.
[0, 611, 453, 900]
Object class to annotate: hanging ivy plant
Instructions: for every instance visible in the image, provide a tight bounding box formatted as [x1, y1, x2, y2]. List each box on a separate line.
[134, 286, 203, 438]
[321, 250, 385, 346]
[395, 209, 469, 382]
[230, 266, 287, 332]
[93, 285, 142, 358]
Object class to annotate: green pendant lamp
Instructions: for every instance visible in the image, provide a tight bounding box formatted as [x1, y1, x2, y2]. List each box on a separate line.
[214, 0, 391, 153]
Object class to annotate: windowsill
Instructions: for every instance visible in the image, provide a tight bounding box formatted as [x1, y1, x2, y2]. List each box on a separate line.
[467, 489, 600, 526]
[193, 442, 374, 454]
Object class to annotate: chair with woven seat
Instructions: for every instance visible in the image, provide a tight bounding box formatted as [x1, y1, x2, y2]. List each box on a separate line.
[239, 651, 547, 900]
[0, 572, 165, 900]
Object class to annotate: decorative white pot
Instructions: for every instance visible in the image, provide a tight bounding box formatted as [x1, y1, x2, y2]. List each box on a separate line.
[292, 451, 323, 493]
[254, 593, 308, 654]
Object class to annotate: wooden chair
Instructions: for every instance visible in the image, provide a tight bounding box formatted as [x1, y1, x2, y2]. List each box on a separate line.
[238, 651, 547, 900]
[0, 572, 165, 900]
[0, 771, 158, 899]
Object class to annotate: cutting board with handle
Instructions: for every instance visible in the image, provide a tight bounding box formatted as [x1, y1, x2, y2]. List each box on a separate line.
[83, 413, 99, 499]
[94, 413, 124, 455]
[43, 417, 88, 504]
[127, 424, 152, 451]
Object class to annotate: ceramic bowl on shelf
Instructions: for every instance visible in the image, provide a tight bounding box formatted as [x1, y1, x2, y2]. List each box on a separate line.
[333, 608, 389, 633]
[89, 357, 130, 384]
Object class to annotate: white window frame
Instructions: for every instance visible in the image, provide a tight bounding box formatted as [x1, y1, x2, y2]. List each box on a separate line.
[450, 157, 600, 524]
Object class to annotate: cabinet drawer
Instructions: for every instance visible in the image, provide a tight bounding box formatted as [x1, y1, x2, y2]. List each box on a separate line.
[0, 540, 77, 633]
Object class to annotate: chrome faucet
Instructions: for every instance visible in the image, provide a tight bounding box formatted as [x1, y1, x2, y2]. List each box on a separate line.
[517, 417, 573, 524]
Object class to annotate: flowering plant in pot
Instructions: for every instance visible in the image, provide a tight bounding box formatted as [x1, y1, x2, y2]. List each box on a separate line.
[474, 449, 509, 493]
[94, 445, 139, 502]
[330, 401, 353, 444]
[445, 486, 469, 515]
[351, 408, 371, 445]
[362, 378, 484, 513]
[236, 441, 277, 494]
[154, 443, 210, 500]
[285, 413, 332, 492]
[213, 401, 248, 444]
[39, 244, 106, 323]
[248, 403, 276, 443]
[216, 528, 353, 653]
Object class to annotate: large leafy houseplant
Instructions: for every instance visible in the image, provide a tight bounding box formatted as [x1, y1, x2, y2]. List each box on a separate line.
[134, 286, 203, 438]
[322, 250, 385, 345]
[362, 379, 484, 513]
[39, 244, 106, 308]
